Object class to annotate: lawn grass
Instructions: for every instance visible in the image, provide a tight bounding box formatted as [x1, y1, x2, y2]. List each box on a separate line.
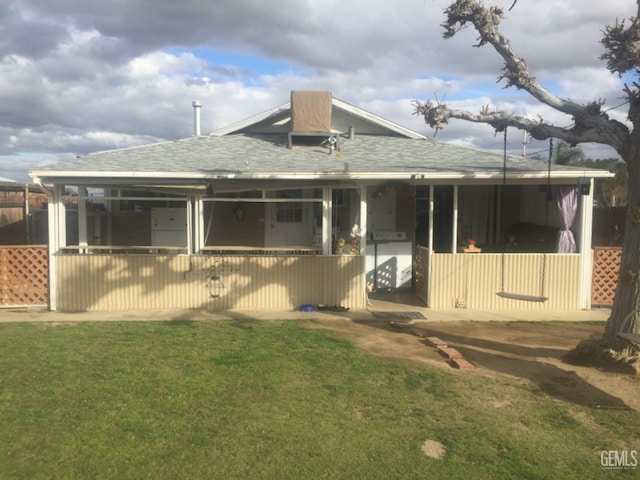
[0, 319, 638, 479]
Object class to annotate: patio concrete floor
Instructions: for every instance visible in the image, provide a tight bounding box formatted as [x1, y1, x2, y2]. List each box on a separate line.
[0, 293, 611, 324]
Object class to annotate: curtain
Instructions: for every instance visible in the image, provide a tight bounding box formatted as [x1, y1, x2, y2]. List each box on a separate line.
[553, 185, 577, 253]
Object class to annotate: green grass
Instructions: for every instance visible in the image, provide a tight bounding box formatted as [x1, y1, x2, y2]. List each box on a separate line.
[0, 320, 638, 479]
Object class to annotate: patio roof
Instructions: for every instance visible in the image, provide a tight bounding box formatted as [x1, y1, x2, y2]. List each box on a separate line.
[30, 133, 613, 187]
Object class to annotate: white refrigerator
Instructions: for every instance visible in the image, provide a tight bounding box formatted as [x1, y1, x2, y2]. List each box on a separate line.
[366, 241, 413, 291]
[151, 208, 187, 246]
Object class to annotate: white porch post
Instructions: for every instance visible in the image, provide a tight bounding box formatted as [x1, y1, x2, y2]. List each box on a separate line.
[452, 184, 459, 254]
[428, 185, 434, 253]
[48, 184, 66, 311]
[78, 186, 88, 253]
[359, 185, 368, 305]
[322, 188, 332, 255]
[579, 178, 595, 309]
[194, 196, 204, 254]
[359, 185, 367, 251]
[186, 198, 193, 255]
[54, 184, 66, 250]
[427, 184, 434, 306]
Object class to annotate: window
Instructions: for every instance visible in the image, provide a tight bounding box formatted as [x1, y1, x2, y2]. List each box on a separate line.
[274, 189, 303, 223]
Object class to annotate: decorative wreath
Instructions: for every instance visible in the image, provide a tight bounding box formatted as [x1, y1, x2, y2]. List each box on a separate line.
[371, 182, 415, 199]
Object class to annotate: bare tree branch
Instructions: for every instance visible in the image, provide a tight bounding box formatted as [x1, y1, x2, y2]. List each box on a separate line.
[422, 0, 631, 153]
[412, 100, 623, 147]
[600, 6, 640, 76]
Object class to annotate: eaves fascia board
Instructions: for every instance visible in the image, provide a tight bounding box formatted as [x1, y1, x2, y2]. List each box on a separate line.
[29, 169, 614, 186]
[30, 171, 215, 178]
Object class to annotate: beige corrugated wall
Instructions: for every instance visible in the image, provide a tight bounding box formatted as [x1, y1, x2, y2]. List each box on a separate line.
[430, 254, 581, 310]
[56, 254, 365, 312]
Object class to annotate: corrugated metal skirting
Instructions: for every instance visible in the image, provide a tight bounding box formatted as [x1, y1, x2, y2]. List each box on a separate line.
[56, 254, 365, 312]
[430, 254, 581, 310]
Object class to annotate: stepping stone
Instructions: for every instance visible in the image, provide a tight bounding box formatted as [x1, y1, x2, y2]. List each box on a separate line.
[451, 358, 474, 370]
[437, 346, 463, 360]
[424, 336, 447, 347]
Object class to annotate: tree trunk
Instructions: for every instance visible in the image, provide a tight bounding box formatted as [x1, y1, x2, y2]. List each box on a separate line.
[422, 0, 640, 355]
[604, 134, 640, 348]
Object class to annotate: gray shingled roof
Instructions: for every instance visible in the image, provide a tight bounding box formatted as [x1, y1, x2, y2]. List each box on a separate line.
[31, 133, 610, 183]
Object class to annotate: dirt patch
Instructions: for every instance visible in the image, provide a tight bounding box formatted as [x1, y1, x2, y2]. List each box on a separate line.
[303, 319, 640, 411]
[421, 439, 447, 459]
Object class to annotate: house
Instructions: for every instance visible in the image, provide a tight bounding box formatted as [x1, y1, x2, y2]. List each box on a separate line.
[29, 91, 613, 312]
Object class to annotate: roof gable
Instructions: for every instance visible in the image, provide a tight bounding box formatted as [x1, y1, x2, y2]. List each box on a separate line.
[211, 95, 425, 139]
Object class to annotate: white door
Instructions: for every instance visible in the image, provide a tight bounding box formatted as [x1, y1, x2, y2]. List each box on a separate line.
[367, 188, 397, 233]
[266, 190, 311, 247]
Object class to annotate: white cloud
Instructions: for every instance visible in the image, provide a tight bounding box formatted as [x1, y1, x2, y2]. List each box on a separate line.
[0, 0, 635, 183]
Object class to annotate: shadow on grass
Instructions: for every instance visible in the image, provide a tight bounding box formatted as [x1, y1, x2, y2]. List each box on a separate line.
[352, 319, 630, 410]
[163, 319, 198, 326]
[228, 318, 258, 329]
[166, 309, 262, 328]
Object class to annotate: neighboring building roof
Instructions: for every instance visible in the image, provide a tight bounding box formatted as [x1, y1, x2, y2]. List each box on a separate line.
[29, 93, 613, 187]
[0, 176, 27, 192]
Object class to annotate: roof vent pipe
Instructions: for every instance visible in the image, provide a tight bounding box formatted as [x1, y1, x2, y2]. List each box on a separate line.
[192, 100, 202, 136]
[348, 126, 355, 139]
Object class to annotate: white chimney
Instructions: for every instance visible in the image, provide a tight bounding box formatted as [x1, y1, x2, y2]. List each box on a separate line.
[192, 100, 202, 136]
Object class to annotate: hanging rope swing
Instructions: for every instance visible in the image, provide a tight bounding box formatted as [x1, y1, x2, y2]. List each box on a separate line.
[496, 128, 549, 303]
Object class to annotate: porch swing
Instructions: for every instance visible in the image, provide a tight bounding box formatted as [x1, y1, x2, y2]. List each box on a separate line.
[495, 128, 549, 303]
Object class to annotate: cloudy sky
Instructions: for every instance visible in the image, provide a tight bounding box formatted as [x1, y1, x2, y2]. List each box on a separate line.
[1, 0, 636, 183]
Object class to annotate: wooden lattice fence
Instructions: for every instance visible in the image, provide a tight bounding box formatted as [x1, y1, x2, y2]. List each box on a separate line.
[0, 246, 48, 307]
[591, 247, 622, 307]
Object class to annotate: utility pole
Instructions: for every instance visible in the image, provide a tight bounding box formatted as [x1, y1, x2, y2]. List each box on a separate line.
[521, 130, 529, 157]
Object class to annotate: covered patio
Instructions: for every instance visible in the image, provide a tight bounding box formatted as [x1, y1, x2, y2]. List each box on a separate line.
[29, 91, 613, 312]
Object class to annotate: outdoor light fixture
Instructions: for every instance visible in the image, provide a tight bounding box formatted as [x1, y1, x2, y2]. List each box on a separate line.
[234, 204, 245, 221]
[578, 177, 591, 196]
